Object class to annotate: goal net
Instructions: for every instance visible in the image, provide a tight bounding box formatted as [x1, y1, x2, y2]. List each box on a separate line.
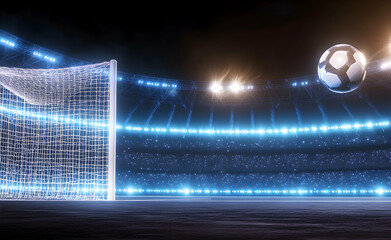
[0, 60, 117, 200]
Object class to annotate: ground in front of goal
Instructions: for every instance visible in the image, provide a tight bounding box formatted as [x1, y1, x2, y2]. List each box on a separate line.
[0, 196, 390, 239]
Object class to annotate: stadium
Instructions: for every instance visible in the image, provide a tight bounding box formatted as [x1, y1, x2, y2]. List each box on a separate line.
[1, 27, 390, 198]
[1, 2, 391, 238]
[114, 53, 391, 196]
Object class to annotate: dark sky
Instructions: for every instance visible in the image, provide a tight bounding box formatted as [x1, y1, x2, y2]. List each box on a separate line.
[1, 1, 391, 84]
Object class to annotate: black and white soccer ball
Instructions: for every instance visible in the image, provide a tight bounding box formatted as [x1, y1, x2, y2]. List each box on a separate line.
[317, 44, 367, 93]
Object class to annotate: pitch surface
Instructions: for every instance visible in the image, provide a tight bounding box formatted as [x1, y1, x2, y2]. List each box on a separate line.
[0, 196, 390, 239]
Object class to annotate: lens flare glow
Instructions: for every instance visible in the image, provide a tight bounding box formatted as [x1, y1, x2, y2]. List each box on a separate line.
[229, 81, 243, 93]
[210, 81, 223, 94]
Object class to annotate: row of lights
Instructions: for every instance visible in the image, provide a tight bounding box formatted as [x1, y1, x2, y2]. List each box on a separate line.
[0, 38, 16, 47]
[117, 120, 390, 137]
[1, 35, 58, 63]
[1, 103, 389, 138]
[33, 51, 56, 63]
[119, 187, 389, 196]
[211, 80, 313, 93]
[1, 34, 58, 64]
[292, 81, 309, 87]
[3, 185, 387, 196]
[210, 81, 254, 94]
[137, 80, 178, 88]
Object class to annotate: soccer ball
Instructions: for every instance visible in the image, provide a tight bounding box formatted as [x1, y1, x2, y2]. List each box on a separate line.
[317, 44, 367, 93]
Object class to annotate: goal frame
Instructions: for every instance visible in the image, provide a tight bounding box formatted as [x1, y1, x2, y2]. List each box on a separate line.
[0, 60, 117, 200]
[108, 59, 117, 201]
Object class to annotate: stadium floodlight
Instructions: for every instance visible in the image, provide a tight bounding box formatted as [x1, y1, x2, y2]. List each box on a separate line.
[0, 38, 15, 47]
[210, 81, 223, 94]
[375, 188, 385, 195]
[137, 79, 177, 89]
[0, 60, 117, 200]
[228, 81, 243, 93]
[33, 51, 56, 63]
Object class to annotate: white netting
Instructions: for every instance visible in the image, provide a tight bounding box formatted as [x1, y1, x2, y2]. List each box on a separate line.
[0, 62, 114, 200]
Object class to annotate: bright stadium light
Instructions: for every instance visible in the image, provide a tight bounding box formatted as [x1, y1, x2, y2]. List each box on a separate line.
[229, 81, 242, 93]
[33, 51, 56, 63]
[375, 188, 385, 195]
[210, 81, 223, 94]
[0, 38, 15, 47]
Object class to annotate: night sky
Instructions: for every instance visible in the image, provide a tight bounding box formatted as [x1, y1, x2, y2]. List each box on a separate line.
[1, 1, 391, 84]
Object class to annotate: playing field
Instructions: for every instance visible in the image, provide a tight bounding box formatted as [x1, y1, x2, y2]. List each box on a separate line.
[1, 196, 390, 239]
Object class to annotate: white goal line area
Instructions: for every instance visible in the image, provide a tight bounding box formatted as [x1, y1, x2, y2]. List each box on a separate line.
[0, 60, 117, 201]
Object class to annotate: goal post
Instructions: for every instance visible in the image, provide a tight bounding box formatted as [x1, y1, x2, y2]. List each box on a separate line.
[0, 60, 117, 200]
[108, 60, 117, 201]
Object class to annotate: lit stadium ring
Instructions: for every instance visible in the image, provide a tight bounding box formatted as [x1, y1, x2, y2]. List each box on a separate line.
[1, 103, 389, 137]
[122, 121, 390, 137]
[116, 187, 391, 196]
[0, 103, 390, 136]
